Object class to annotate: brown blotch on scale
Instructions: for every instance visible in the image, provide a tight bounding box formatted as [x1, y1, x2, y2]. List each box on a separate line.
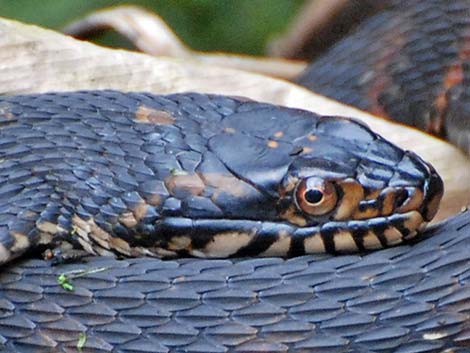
[260, 230, 291, 256]
[364, 28, 407, 119]
[168, 236, 192, 251]
[404, 230, 418, 240]
[192, 232, 254, 258]
[165, 173, 205, 198]
[0, 243, 11, 264]
[19, 210, 37, 221]
[146, 246, 177, 257]
[304, 233, 325, 253]
[333, 231, 357, 252]
[402, 211, 424, 238]
[354, 202, 380, 220]
[367, 72, 393, 119]
[72, 215, 132, 256]
[223, 127, 236, 134]
[132, 202, 149, 223]
[307, 134, 317, 141]
[383, 226, 403, 246]
[274, 131, 284, 138]
[118, 200, 151, 228]
[365, 189, 381, 200]
[396, 188, 423, 214]
[379, 187, 396, 216]
[135, 105, 176, 125]
[9, 231, 30, 253]
[199, 172, 250, 198]
[279, 175, 299, 196]
[280, 205, 307, 227]
[71, 215, 90, 235]
[430, 39, 470, 134]
[36, 221, 61, 235]
[119, 212, 139, 228]
[362, 231, 383, 250]
[144, 182, 169, 207]
[334, 179, 364, 220]
[87, 220, 113, 250]
[108, 236, 132, 256]
[37, 233, 54, 246]
[432, 62, 463, 134]
[267, 140, 279, 148]
[71, 215, 99, 255]
[146, 193, 162, 207]
[458, 31, 470, 59]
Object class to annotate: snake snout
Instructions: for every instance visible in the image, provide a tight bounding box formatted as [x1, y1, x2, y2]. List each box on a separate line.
[399, 150, 444, 223]
[420, 164, 444, 222]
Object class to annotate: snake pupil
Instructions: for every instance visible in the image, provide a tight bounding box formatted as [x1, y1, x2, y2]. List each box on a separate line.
[305, 189, 323, 204]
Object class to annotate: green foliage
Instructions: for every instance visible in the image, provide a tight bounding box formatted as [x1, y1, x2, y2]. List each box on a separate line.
[77, 332, 87, 352]
[0, 0, 303, 55]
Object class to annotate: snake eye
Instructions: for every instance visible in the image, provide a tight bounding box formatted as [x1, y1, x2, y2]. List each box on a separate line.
[295, 177, 338, 215]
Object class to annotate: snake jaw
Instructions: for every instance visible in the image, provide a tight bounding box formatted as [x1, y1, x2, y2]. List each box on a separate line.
[272, 146, 444, 254]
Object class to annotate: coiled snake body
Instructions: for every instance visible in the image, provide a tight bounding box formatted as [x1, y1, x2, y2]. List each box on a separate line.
[1, 1, 470, 353]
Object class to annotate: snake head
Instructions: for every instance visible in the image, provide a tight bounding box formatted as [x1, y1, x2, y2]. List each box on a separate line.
[275, 115, 444, 251]
[195, 104, 443, 255]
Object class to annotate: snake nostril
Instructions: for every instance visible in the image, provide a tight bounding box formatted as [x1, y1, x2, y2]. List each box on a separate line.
[395, 189, 409, 209]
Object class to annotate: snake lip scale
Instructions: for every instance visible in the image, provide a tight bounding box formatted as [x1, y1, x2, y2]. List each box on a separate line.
[0, 90, 443, 265]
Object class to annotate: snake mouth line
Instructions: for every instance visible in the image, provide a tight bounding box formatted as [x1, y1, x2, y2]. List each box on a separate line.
[148, 210, 425, 258]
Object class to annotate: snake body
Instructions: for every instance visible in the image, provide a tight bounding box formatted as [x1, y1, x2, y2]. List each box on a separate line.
[297, 0, 470, 153]
[1, 212, 469, 353]
[0, 1, 470, 352]
[0, 91, 442, 265]
[0, 92, 463, 353]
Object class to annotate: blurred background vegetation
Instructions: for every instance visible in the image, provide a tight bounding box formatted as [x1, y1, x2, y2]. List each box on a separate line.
[0, 0, 304, 55]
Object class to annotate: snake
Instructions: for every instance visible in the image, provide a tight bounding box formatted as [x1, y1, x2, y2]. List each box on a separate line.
[297, 0, 470, 154]
[0, 1, 469, 353]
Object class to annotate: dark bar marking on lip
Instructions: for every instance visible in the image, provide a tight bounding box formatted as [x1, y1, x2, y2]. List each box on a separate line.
[348, 222, 368, 252]
[288, 236, 306, 257]
[389, 216, 411, 240]
[232, 231, 278, 257]
[367, 219, 389, 248]
[319, 224, 339, 254]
